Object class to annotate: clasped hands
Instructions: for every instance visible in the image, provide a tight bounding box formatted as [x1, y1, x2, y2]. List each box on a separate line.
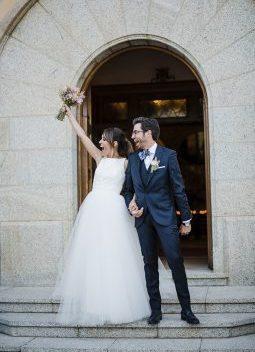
[128, 198, 191, 235]
[128, 198, 143, 218]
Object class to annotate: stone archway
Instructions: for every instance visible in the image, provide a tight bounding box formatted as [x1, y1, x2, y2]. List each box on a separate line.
[76, 37, 212, 268]
[0, 1, 254, 286]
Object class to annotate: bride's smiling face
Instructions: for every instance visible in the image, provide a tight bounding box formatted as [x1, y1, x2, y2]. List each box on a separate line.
[99, 134, 113, 157]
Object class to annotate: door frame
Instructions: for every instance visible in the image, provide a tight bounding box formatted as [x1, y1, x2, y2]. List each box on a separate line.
[76, 43, 213, 269]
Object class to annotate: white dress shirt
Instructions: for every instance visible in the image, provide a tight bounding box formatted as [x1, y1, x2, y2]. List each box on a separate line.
[143, 143, 191, 225]
[144, 142, 157, 170]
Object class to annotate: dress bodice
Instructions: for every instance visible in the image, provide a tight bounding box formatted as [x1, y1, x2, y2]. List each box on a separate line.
[92, 157, 126, 194]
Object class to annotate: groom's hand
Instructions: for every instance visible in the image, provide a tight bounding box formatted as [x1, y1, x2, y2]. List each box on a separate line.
[129, 199, 143, 217]
[131, 207, 144, 218]
[179, 224, 191, 236]
[129, 199, 138, 212]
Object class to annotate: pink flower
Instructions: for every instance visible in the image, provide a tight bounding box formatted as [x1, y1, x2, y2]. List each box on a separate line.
[57, 86, 86, 120]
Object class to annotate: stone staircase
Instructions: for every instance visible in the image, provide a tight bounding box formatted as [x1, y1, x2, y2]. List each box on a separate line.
[0, 284, 255, 351]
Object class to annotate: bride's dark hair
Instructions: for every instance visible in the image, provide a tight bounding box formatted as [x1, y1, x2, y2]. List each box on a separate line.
[103, 127, 133, 157]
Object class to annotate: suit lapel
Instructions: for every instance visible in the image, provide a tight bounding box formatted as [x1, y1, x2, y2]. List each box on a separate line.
[146, 145, 164, 186]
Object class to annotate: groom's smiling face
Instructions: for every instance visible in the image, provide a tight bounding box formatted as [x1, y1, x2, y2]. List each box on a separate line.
[132, 123, 145, 150]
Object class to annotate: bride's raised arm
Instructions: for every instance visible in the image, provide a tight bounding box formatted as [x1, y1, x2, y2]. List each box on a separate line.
[64, 104, 102, 164]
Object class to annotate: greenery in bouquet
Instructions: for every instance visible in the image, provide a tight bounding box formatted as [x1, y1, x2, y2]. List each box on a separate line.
[56, 86, 85, 121]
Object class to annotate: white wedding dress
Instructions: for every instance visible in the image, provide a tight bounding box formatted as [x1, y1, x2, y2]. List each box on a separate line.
[52, 157, 171, 325]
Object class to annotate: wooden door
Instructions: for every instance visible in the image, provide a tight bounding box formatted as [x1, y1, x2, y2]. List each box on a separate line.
[78, 81, 211, 262]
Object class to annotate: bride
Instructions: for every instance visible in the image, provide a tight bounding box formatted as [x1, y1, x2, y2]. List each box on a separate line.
[52, 105, 169, 325]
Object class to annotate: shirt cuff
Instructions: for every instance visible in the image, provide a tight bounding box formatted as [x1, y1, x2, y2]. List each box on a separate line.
[182, 219, 191, 225]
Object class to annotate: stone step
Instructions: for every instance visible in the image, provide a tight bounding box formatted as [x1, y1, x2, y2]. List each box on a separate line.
[178, 270, 228, 286]
[0, 286, 254, 314]
[0, 312, 255, 339]
[1, 333, 255, 352]
[0, 333, 33, 352]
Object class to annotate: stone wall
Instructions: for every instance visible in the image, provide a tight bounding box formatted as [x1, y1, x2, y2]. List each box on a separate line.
[0, 0, 254, 286]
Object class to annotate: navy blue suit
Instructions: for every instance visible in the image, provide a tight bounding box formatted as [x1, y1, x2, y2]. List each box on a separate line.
[123, 145, 192, 312]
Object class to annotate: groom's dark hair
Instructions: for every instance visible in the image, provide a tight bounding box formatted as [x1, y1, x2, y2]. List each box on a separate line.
[133, 117, 160, 141]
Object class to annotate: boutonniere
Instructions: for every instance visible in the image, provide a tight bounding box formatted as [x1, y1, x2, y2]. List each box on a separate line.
[150, 157, 160, 173]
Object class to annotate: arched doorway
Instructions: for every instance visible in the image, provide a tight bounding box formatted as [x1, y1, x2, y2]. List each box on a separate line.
[77, 43, 212, 269]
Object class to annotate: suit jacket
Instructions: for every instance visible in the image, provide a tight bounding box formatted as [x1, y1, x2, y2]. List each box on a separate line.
[123, 145, 192, 228]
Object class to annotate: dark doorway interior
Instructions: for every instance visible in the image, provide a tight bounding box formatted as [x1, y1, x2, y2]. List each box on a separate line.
[90, 79, 207, 258]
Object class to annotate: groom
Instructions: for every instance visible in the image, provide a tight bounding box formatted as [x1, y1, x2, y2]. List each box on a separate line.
[123, 117, 199, 325]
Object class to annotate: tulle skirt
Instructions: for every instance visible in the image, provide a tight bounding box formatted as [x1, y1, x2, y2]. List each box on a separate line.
[52, 189, 152, 325]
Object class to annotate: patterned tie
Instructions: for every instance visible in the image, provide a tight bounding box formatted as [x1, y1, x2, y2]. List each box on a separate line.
[138, 149, 151, 161]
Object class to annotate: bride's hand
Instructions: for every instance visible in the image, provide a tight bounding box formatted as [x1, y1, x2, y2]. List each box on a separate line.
[63, 104, 73, 118]
[129, 199, 138, 212]
[131, 207, 144, 218]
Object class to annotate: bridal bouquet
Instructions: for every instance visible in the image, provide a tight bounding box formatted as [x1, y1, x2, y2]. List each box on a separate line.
[56, 86, 85, 121]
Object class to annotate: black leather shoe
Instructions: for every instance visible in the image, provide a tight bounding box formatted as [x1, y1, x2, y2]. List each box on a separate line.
[147, 311, 162, 325]
[181, 309, 200, 324]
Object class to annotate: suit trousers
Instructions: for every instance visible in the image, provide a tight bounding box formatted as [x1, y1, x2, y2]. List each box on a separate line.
[136, 212, 191, 313]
